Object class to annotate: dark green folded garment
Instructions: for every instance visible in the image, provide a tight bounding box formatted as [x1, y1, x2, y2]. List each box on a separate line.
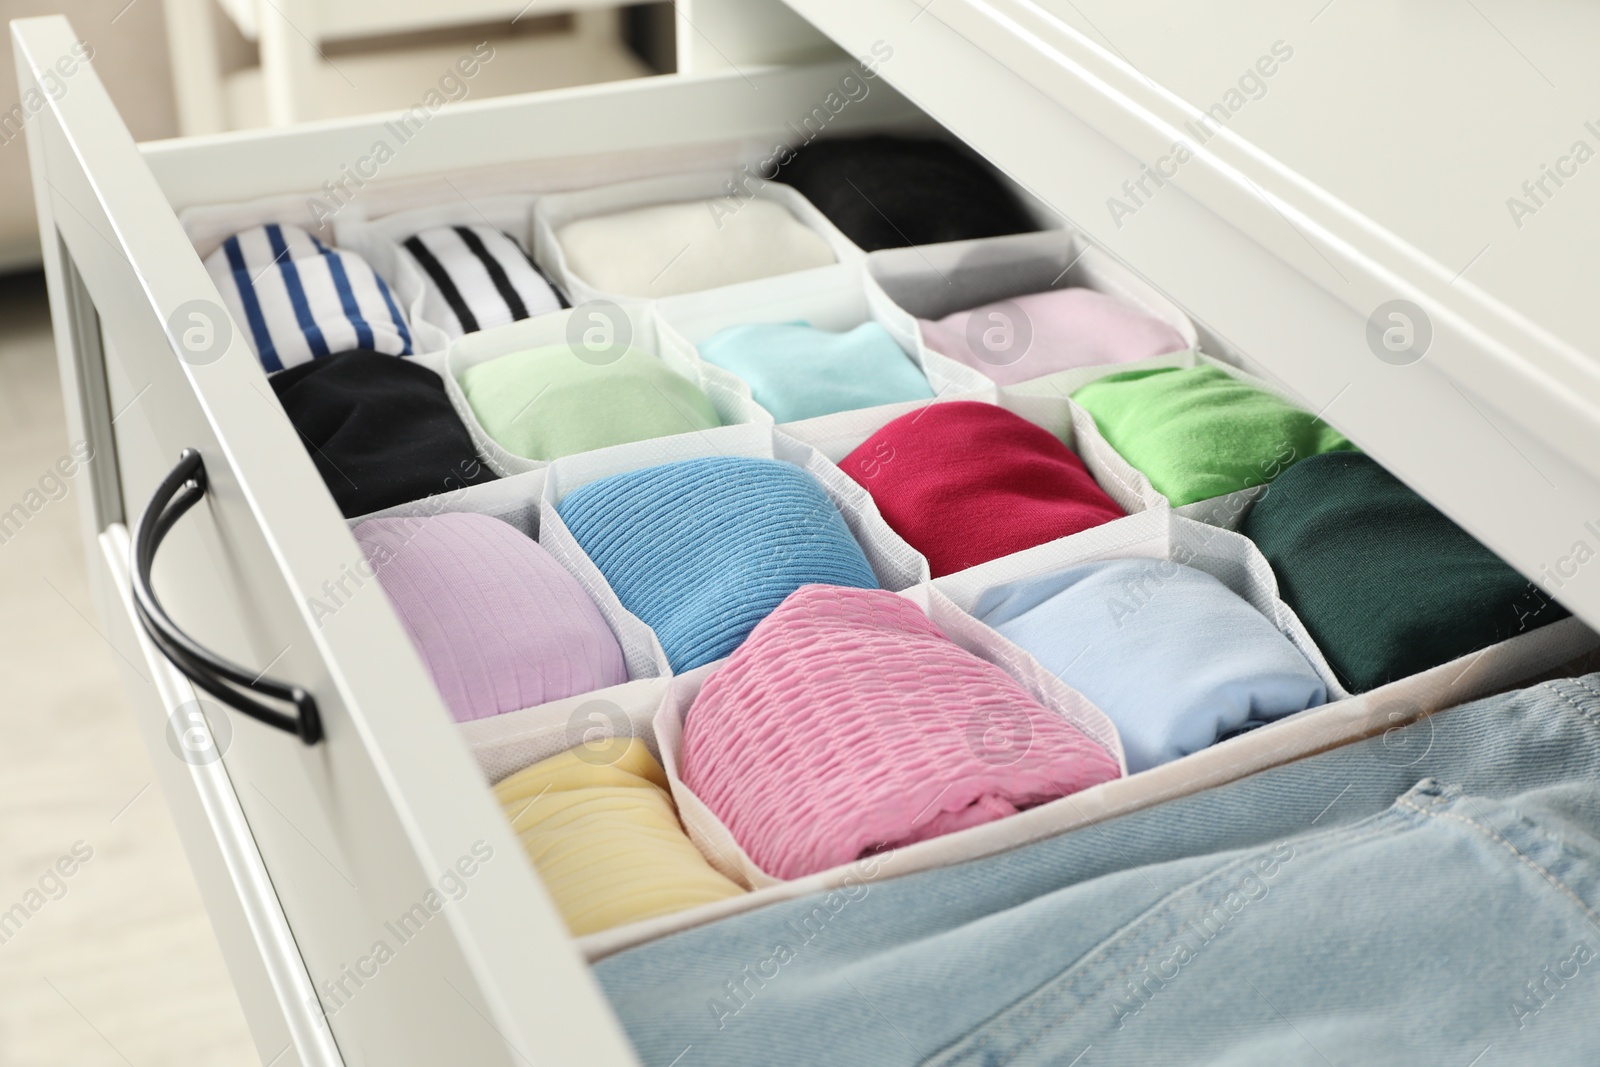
[1242, 451, 1568, 692]
[1071, 366, 1356, 505]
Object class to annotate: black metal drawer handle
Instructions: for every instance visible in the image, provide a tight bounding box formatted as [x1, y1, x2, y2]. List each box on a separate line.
[131, 449, 323, 744]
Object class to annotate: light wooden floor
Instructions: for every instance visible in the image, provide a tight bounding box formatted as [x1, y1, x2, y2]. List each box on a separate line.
[0, 271, 259, 1065]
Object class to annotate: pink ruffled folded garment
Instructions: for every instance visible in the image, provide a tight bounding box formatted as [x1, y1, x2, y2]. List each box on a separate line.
[680, 584, 1121, 879]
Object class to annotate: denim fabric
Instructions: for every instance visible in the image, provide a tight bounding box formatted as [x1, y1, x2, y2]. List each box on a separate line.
[596, 676, 1600, 1066]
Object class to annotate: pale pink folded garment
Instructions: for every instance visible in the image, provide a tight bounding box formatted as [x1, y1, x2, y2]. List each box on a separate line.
[680, 584, 1121, 880]
[354, 512, 626, 722]
[919, 288, 1188, 385]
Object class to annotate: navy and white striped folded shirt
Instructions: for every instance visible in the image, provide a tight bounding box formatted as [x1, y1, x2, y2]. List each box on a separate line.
[400, 224, 566, 340]
[204, 223, 413, 373]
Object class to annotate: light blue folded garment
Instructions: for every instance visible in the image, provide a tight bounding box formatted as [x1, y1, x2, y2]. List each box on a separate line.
[697, 321, 935, 422]
[557, 456, 880, 672]
[973, 558, 1327, 772]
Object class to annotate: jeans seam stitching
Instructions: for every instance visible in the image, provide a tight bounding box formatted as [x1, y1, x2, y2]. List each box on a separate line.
[1393, 795, 1600, 930]
[1548, 682, 1600, 733]
[1559, 677, 1600, 721]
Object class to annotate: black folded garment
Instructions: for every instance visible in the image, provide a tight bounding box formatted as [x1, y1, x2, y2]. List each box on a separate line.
[774, 135, 1038, 251]
[270, 350, 497, 518]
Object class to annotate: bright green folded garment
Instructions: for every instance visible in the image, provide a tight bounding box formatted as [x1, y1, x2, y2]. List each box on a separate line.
[1071, 366, 1356, 506]
[461, 345, 721, 461]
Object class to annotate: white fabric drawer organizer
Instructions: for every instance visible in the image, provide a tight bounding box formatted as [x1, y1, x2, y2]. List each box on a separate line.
[16, 4, 1600, 1065]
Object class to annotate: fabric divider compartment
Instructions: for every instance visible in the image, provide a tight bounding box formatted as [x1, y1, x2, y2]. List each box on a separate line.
[775, 386, 1167, 520]
[536, 421, 930, 680]
[751, 115, 1071, 237]
[174, 136, 777, 261]
[648, 583, 1126, 892]
[864, 228, 1198, 383]
[180, 190, 349, 264]
[652, 261, 992, 426]
[1168, 354, 1343, 529]
[458, 676, 671, 786]
[172, 138, 781, 363]
[439, 304, 753, 478]
[1029, 351, 1339, 529]
[332, 194, 546, 357]
[533, 170, 864, 306]
[934, 508, 1349, 702]
[998, 352, 1209, 516]
[346, 466, 546, 540]
[179, 194, 461, 362]
[340, 464, 660, 726]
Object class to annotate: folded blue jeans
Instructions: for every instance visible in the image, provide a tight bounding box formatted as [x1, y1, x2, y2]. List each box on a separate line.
[596, 675, 1600, 1066]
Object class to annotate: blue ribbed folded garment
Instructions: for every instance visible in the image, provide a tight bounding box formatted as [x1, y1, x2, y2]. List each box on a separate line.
[973, 559, 1327, 772]
[558, 456, 880, 671]
[697, 321, 934, 422]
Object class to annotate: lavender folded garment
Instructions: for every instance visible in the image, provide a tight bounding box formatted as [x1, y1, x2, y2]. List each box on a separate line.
[919, 289, 1189, 385]
[681, 584, 1122, 880]
[353, 512, 626, 722]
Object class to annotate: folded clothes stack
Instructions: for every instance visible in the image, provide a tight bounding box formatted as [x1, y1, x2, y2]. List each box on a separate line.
[204, 222, 413, 372]
[460, 345, 722, 462]
[354, 512, 626, 722]
[1071, 365, 1357, 506]
[1243, 451, 1570, 691]
[973, 558, 1328, 771]
[494, 736, 744, 936]
[774, 134, 1037, 251]
[271, 350, 496, 517]
[681, 584, 1122, 879]
[555, 198, 836, 297]
[841, 401, 1125, 577]
[558, 456, 880, 671]
[400, 224, 565, 339]
[920, 288, 1190, 385]
[697, 320, 934, 421]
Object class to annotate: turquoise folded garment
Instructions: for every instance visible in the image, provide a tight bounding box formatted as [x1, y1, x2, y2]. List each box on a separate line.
[973, 558, 1327, 772]
[697, 321, 934, 422]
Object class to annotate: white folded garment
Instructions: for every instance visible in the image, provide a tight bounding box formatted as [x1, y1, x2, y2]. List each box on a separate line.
[556, 198, 836, 298]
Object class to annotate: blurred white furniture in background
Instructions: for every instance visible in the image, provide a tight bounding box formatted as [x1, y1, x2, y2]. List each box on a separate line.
[160, 0, 651, 133]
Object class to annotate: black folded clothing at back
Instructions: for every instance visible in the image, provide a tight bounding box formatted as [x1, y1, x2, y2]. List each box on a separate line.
[270, 350, 497, 518]
[773, 135, 1038, 251]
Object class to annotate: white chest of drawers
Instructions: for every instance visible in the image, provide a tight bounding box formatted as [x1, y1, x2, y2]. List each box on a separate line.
[13, 3, 1600, 1063]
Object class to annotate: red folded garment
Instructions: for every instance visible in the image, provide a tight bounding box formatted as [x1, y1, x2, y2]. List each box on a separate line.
[840, 401, 1125, 577]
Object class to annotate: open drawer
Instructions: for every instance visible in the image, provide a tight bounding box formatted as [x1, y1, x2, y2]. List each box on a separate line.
[14, 17, 937, 1067]
[14, 6, 1600, 1067]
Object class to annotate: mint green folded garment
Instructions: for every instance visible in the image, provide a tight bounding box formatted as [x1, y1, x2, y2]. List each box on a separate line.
[1071, 366, 1357, 506]
[698, 321, 934, 422]
[461, 345, 721, 461]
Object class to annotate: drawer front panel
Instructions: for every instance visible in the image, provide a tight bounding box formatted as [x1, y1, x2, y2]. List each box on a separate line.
[94, 525, 328, 1067]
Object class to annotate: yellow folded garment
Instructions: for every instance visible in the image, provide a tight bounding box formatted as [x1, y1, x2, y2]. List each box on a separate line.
[494, 736, 744, 936]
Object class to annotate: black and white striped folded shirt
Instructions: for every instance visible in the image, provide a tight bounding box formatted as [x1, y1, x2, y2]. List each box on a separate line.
[401, 225, 567, 340]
